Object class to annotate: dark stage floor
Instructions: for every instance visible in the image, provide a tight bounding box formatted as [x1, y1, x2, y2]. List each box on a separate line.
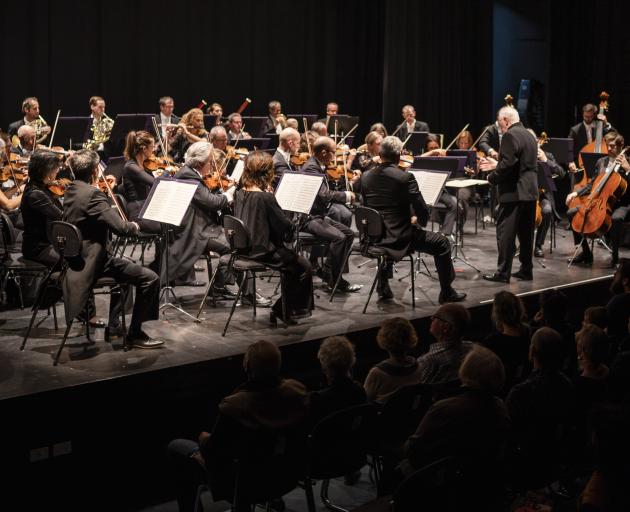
[0, 220, 620, 402]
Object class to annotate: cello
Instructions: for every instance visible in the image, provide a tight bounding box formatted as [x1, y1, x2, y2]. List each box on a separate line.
[569, 146, 628, 239]
[574, 91, 609, 190]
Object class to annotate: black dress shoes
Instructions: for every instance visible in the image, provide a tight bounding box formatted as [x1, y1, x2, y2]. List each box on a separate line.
[534, 247, 544, 258]
[483, 273, 510, 284]
[511, 270, 533, 281]
[377, 282, 394, 300]
[438, 289, 467, 304]
[568, 251, 593, 265]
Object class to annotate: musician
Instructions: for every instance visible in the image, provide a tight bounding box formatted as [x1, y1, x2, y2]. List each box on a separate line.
[166, 141, 236, 292]
[206, 103, 224, 125]
[456, 130, 474, 150]
[85, 96, 113, 156]
[397, 105, 430, 140]
[311, 122, 328, 137]
[11, 125, 36, 157]
[261, 100, 286, 135]
[566, 131, 629, 267]
[285, 118, 299, 130]
[272, 127, 301, 187]
[169, 108, 207, 163]
[317, 102, 339, 132]
[568, 103, 614, 174]
[300, 130, 319, 153]
[155, 96, 180, 141]
[8, 97, 51, 145]
[121, 131, 162, 234]
[479, 107, 538, 283]
[369, 123, 388, 138]
[478, 121, 501, 159]
[62, 149, 164, 349]
[359, 136, 465, 304]
[226, 113, 252, 141]
[301, 136, 361, 293]
[355, 131, 383, 172]
[234, 151, 313, 324]
[527, 129, 566, 258]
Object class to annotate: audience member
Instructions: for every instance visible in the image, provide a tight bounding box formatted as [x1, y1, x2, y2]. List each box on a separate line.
[583, 306, 609, 331]
[167, 340, 309, 512]
[364, 317, 421, 404]
[416, 304, 473, 385]
[575, 324, 610, 413]
[482, 291, 531, 393]
[310, 336, 366, 422]
[606, 259, 630, 342]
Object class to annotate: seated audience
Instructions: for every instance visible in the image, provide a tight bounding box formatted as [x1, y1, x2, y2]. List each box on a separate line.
[582, 306, 609, 331]
[574, 324, 610, 413]
[606, 259, 630, 343]
[364, 317, 421, 404]
[416, 304, 473, 385]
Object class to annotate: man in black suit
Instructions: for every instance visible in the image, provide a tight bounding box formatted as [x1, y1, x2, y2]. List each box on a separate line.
[478, 122, 501, 159]
[396, 105, 430, 140]
[359, 136, 465, 304]
[568, 103, 614, 176]
[62, 149, 164, 349]
[301, 136, 361, 293]
[317, 102, 339, 132]
[8, 96, 51, 146]
[480, 107, 538, 283]
[261, 100, 286, 136]
[154, 95, 180, 143]
[272, 127, 301, 188]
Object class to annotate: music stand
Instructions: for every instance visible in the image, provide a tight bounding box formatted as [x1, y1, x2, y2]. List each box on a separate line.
[236, 138, 271, 150]
[203, 114, 220, 128]
[139, 177, 201, 322]
[404, 132, 429, 155]
[109, 114, 154, 157]
[580, 152, 606, 181]
[287, 114, 317, 127]
[327, 115, 359, 136]
[54, 116, 92, 149]
[447, 149, 477, 172]
[240, 116, 269, 138]
[545, 137, 574, 164]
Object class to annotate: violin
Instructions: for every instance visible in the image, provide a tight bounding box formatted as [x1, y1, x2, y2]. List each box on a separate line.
[143, 155, 179, 176]
[290, 152, 310, 166]
[47, 178, 72, 197]
[399, 153, 413, 169]
[226, 145, 249, 161]
[98, 175, 117, 193]
[326, 164, 353, 181]
[202, 175, 232, 191]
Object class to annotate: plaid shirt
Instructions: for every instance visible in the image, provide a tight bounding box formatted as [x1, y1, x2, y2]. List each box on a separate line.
[416, 340, 473, 384]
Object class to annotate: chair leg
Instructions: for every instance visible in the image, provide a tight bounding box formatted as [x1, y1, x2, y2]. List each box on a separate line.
[251, 272, 257, 318]
[409, 256, 416, 308]
[363, 258, 380, 314]
[54, 321, 74, 366]
[222, 274, 245, 337]
[120, 287, 129, 350]
[320, 478, 347, 512]
[196, 263, 220, 318]
[52, 303, 58, 331]
[20, 302, 43, 351]
[329, 248, 353, 302]
[304, 477, 317, 512]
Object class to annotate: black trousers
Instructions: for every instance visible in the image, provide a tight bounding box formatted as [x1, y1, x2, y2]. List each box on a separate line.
[535, 197, 553, 249]
[569, 205, 630, 260]
[495, 201, 536, 277]
[303, 216, 354, 283]
[104, 256, 160, 336]
[261, 247, 313, 315]
[327, 202, 353, 227]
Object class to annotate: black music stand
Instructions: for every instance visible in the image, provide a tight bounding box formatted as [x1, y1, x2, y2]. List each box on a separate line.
[54, 116, 92, 149]
[203, 114, 220, 128]
[239, 116, 268, 138]
[236, 138, 271, 150]
[109, 114, 154, 157]
[404, 131, 429, 155]
[580, 152, 607, 181]
[447, 149, 477, 172]
[545, 138, 574, 165]
[327, 115, 359, 136]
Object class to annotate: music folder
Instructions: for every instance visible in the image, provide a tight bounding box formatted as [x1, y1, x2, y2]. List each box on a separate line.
[139, 177, 199, 227]
[275, 171, 323, 215]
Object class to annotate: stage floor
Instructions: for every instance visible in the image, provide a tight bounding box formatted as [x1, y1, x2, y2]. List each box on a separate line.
[0, 220, 620, 402]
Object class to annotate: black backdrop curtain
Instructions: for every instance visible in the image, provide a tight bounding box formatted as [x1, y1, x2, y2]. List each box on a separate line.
[1, 0, 495, 146]
[547, 0, 630, 138]
[382, 0, 494, 143]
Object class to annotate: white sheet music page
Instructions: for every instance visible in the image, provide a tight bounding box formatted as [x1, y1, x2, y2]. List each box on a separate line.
[446, 178, 489, 187]
[408, 170, 449, 206]
[140, 178, 199, 226]
[230, 160, 245, 183]
[275, 173, 323, 214]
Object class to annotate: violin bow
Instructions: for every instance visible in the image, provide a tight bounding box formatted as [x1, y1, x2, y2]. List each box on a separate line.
[391, 121, 405, 137]
[97, 161, 128, 222]
[151, 116, 169, 158]
[471, 125, 491, 151]
[337, 124, 358, 147]
[47, 110, 61, 149]
[444, 123, 470, 151]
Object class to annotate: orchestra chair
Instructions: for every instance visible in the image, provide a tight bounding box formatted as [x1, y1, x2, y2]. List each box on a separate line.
[211, 216, 287, 336]
[24, 221, 130, 365]
[0, 212, 50, 309]
[330, 207, 415, 312]
[113, 194, 160, 266]
[303, 403, 379, 512]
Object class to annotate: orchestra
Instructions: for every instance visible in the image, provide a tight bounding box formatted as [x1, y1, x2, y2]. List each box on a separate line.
[1, 90, 629, 353]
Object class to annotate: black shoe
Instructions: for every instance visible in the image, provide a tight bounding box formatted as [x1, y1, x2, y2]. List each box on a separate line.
[175, 280, 206, 287]
[377, 282, 394, 300]
[569, 251, 593, 265]
[483, 273, 510, 284]
[439, 289, 467, 304]
[337, 279, 362, 293]
[241, 293, 272, 307]
[211, 286, 237, 299]
[511, 270, 533, 281]
[193, 265, 204, 272]
[534, 247, 544, 258]
[269, 310, 297, 326]
[128, 333, 165, 349]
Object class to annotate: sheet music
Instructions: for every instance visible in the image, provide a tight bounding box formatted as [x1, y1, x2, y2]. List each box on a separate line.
[230, 160, 245, 183]
[445, 178, 489, 187]
[140, 178, 198, 226]
[408, 170, 450, 206]
[275, 172, 323, 214]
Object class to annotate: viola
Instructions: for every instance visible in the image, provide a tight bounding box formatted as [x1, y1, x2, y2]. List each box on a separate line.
[98, 175, 117, 193]
[226, 146, 249, 161]
[399, 153, 413, 169]
[326, 164, 353, 181]
[47, 178, 72, 197]
[143, 155, 179, 176]
[290, 152, 310, 166]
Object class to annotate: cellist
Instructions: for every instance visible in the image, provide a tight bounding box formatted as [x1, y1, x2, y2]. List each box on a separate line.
[566, 131, 629, 267]
[568, 103, 614, 175]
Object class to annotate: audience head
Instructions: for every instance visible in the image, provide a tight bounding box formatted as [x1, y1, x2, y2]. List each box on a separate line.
[28, 150, 61, 185]
[69, 149, 100, 183]
[243, 340, 282, 380]
[491, 291, 525, 332]
[429, 304, 470, 343]
[583, 306, 608, 330]
[459, 345, 505, 394]
[379, 136, 402, 164]
[369, 123, 388, 137]
[577, 324, 609, 369]
[317, 336, 356, 383]
[377, 317, 418, 358]
[529, 327, 564, 372]
[242, 151, 274, 189]
[610, 258, 630, 294]
[538, 289, 568, 325]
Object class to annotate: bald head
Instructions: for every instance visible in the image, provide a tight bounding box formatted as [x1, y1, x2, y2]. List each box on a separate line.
[313, 136, 336, 165]
[17, 125, 36, 138]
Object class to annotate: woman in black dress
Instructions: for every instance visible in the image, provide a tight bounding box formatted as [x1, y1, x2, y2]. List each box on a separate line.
[233, 151, 313, 324]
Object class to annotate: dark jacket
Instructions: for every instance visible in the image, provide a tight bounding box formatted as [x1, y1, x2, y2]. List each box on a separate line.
[300, 156, 347, 217]
[487, 122, 538, 203]
[121, 159, 155, 220]
[478, 123, 501, 156]
[272, 150, 297, 189]
[7, 119, 25, 137]
[20, 181, 63, 262]
[568, 121, 614, 164]
[62, 180, 137, 320]
[359, 163, 429, 260]
[310, 377, 367, 423]
[398, 120, 430, 140]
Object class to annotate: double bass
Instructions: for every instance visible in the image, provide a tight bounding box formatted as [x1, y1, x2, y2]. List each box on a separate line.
[574, 92, 610, 191]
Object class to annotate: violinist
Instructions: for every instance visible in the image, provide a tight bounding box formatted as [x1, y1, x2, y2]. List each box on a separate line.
[226, 113, 252, 141]
[355, 131, 383, 172]
[155, 96, 180, 141]
[300, 130, 318, 153]
[121, 130, 162, 233]
[568, 103, 614, 174]
[272, 127, 301, 188]
[285, 118, 299, 130]
[11, 125, 36, 157]
[566, 131, 629, 267]
[397, 105, 430, 140]
[311, 122, 328, 137]
[169, 108, 208, 163]
[456, 130, 474, 150]
[262, 100, 287, 135]
[527, 129, 566, 258]
[8, 97, 51, 146]
[300, 136, 361, 294]
[209, 126, 237, 176]
[369, 123, 388, 138]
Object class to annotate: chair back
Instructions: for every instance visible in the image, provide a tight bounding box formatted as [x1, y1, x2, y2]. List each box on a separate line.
[114, 194, 130, 218]
[50, 221, 83, 259]
[0, 212, 18, 250]
[223, 215, 251, 254]
[307, 403, 378, 479]
[354, 206, 383, 243]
